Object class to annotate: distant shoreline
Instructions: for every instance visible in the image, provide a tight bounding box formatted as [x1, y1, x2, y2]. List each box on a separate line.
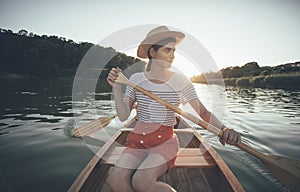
[193, 73, 300, 90]
[1, 28, 300, 90]
[191, 62, 300, 90]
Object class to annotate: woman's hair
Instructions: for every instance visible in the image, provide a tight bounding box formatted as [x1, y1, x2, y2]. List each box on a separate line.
[145, 37, 176, 71]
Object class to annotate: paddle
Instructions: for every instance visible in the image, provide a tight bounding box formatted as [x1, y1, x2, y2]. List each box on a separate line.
[116, 72, 300, 192]
[72, 114, 116, 137]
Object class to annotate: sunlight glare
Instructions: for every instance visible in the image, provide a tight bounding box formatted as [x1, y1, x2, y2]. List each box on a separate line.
[123, 47, 202, 78]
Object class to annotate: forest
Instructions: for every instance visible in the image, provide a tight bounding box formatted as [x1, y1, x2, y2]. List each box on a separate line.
[0, 28, 144, 79]
[1, 28, 299, 90]
[191, 62, 300, 89]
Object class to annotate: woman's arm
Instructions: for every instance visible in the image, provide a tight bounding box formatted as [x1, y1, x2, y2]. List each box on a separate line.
[189, 98, 241, 145]
[107, 68, 135, 121]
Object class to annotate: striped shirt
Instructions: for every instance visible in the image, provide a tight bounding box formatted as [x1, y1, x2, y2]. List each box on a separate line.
[125, 72, 198, 126]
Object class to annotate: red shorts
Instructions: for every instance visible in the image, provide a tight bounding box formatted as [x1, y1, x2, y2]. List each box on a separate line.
[123, 122, 179, 170]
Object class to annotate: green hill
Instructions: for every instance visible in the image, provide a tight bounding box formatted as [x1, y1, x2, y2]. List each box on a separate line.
[0, 28, 144, 78]
[191, 62, 300, 89]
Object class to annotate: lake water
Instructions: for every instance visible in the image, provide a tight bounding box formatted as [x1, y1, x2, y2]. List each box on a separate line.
[0, 76, 299, 192]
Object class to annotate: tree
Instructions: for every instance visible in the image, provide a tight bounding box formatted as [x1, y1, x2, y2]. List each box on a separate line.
[241, 62, 261, 77]
[18, 29, 28, 36]
[0, 28, 143, 78]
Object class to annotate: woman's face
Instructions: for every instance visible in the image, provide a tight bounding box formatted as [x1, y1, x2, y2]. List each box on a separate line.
[151, 42, 176, 68]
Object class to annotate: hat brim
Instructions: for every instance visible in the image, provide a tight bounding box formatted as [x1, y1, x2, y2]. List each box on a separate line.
[137, 31, 185, 58]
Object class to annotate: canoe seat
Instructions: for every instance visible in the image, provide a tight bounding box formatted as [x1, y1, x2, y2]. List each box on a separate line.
[104, 147, 216, 167]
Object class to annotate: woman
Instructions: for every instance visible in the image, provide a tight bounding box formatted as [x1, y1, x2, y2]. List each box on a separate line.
[107, 26, 241, 192]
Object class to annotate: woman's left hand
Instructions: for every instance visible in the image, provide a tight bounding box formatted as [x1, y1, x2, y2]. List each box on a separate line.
[219, 127, 241, 146]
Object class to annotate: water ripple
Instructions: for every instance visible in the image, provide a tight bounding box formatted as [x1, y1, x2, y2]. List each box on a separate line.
[1, 79, 299, 192]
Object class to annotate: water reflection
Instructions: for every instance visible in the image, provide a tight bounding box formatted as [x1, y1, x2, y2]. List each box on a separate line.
[226, 87, 300, 117]
[192, 84, 299, 191]
[0, 77, 299, 192]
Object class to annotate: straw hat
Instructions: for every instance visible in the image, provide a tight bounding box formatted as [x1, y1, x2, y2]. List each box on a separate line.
[137, 26, 185, 58]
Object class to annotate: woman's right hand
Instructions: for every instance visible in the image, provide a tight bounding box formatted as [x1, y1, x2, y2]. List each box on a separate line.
[107, 67, 122, 87]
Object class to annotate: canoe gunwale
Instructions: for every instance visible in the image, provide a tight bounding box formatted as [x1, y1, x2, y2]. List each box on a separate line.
[68, 118, 244, 192]
[67, 131, 123, 192]
[192, 130, 245, 192]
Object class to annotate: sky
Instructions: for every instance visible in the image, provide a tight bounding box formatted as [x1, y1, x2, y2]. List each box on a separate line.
[0, 0, 299, 76]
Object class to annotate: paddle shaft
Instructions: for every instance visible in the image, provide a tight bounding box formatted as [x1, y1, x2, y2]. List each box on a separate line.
[123, 78, 223, 137]
[115, 73, 300, 191]
[117, 73, 268, 158]
[136, 83, 268, 158]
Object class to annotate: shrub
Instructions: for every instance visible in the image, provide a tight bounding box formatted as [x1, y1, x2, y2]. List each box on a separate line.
[224, 78, 237, 86]
[264, 74, 300, 89]
[250, 76, 265, 88]
[236, 78, 250, 87]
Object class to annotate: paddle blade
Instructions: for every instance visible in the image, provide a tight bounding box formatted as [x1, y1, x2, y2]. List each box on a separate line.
[262, 155, 300, 192]
[116, 73, 135, 87]
[72, 115, 116, 137]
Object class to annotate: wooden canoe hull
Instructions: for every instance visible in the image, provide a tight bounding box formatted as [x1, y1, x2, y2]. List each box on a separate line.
[68, 119, 244, 192]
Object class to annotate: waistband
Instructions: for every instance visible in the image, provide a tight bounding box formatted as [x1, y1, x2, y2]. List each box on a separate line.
[133, 122, 174, 135]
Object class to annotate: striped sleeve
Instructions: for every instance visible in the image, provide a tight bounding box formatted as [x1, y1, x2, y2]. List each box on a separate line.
[181, 76, 198, 104]
[125, 75, 136, 99]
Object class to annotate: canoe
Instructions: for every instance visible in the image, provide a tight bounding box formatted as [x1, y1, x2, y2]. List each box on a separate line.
[68, 117, 245, 192]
